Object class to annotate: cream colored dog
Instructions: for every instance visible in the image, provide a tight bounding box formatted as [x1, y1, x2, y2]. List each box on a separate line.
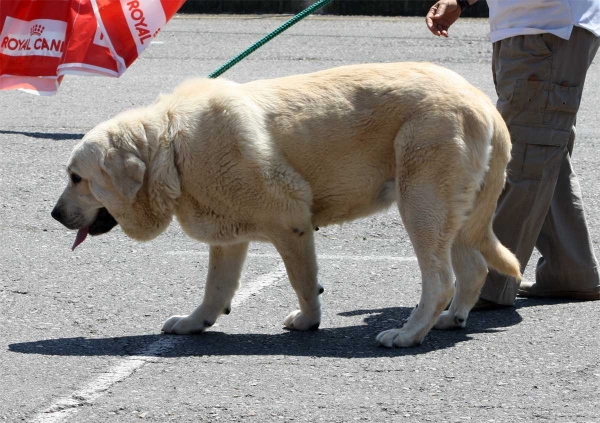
[52, 63, 521, 347]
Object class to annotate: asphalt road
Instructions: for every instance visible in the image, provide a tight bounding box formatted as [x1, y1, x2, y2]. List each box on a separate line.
[1, 15, 599, 423]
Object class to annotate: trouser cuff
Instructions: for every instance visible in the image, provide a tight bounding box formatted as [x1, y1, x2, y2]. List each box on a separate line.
[479, 271, 520, 306]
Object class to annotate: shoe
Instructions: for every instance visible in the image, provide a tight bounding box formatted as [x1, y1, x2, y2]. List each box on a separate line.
[517, 281, 600, 301]
[470, 298, 512, 312]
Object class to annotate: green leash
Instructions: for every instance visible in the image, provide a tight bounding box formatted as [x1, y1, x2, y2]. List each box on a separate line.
[208, 0, 334, 79]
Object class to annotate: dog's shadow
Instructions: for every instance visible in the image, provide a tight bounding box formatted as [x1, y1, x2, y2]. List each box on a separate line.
[7, 299, 562, 358]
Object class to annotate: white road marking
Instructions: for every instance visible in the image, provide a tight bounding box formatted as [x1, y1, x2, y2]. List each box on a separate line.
[30, 254, 415, 422]
[231, 263, 288, 307]
[167, 251, 418, 262]
[30, 345, 171, 423]
[29, 264, 288, 423]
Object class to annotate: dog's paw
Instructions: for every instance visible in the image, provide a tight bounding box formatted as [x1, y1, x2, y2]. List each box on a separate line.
[161, 315, 213, 335]
[283, 310, 320, 331]
[375, 328, 422, 348]
[433, 310, 467, 330]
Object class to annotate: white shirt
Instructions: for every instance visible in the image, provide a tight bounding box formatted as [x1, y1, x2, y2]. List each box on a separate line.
[486, 0, 600, 42]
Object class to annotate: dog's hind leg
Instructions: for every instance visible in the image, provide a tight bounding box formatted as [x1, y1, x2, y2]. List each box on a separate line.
[434, 240, 488, 330]
[377, 122, 473, 347]
[162, 242, 249, 334]
[376, 182, 457, 347]
[268, 224, 322, 331]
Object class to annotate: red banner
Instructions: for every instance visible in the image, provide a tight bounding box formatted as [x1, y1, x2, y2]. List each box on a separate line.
[0, 0, 185, 95]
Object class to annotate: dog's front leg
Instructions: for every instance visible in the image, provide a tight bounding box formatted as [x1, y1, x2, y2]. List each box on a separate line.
[162, 242, 249, 335]
[270, 226, 322, 331]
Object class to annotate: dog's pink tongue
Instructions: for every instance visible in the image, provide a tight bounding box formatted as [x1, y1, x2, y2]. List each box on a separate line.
[72, 227, 90, 251]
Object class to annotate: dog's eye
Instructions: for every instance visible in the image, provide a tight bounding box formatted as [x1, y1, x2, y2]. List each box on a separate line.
[71, 173, 82, 184]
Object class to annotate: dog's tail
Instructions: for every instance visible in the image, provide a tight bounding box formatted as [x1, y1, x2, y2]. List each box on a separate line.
[462, 110, 522, 280]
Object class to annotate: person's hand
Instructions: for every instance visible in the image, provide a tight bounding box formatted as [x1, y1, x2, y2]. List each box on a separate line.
[426, 0, 462, 37]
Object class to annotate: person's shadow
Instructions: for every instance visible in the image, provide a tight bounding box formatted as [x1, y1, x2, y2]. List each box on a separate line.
[8, 299, 561, 358]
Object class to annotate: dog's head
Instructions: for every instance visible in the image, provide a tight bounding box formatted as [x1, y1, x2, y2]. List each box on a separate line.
[52, 109, 181, 250]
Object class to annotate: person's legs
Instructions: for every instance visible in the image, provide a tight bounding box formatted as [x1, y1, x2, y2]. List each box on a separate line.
[479, 27, 600, 306]
[526, 126, 600, 298]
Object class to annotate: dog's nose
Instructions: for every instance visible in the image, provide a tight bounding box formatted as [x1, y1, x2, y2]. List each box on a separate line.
[51, 206, 62, 222]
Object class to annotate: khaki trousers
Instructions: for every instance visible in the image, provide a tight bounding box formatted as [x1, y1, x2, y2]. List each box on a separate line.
[480, 26, 600, 305]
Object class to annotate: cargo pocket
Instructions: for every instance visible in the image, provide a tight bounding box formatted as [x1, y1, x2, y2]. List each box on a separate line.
[543, 83, 581, 130]
[509, 80, 581, 129]
[509, 80, 548, 125]
[507, 80, 579, 147]
[507, 140, 565, 183]
[506, 126, 567, 182]
[507, 142, 548, 181]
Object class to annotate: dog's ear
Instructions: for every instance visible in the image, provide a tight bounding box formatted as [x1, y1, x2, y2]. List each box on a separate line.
[102, 148, 146, 203]
[146, 112, 181, 207]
